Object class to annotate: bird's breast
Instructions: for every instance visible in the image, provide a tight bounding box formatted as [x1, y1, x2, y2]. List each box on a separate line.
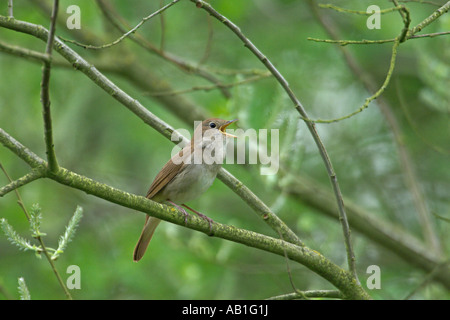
[161, 163, 221, 204]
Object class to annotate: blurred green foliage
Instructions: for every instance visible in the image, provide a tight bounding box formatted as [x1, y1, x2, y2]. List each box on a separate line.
[0, 0, 449, 299]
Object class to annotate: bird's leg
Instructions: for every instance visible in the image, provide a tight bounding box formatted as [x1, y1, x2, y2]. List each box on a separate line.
[182, 204, 214, 235]
[168, 200, 189, 225]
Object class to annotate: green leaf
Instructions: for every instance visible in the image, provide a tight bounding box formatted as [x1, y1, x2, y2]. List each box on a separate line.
[18, 277, 31, 300]
[51, 206, 83, 260]
[29, 203, 47, 238]
[0, 218, 42, 252]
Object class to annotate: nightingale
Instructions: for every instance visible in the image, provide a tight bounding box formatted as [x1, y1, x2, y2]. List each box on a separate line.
[133, 118, 238, 262]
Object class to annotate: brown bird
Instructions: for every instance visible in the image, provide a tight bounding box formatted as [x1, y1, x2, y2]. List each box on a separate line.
[133, 118, 237, 262]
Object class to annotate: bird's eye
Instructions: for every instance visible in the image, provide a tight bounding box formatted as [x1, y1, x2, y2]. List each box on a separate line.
[209, 122, 216, 128]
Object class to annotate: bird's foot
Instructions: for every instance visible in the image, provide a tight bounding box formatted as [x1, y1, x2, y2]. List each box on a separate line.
[168, 201, 190, 226]
[182, 204, 214, 236]
[195, 212, 214, 234]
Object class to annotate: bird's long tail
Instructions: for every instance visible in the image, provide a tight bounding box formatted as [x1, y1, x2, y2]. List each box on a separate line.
[133, 216, 161, 262]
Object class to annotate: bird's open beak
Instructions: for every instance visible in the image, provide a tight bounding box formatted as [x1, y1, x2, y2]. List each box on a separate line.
[219, 119, 238, 138]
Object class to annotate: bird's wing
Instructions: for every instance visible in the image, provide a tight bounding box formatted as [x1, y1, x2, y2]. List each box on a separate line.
[145, 146, 191, 199]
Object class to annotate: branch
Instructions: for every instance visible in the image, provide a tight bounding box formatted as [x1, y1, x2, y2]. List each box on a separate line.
[409, 30, 450, 38]
[391, 0, 445, 6]
[0, 166, 45, 197]
[60, 0, 180, 50]
[266, 290, 344, 300]
[144, 73, 272, 97]
[190, 0, 359, 284]
[319, 3, 404, 15]
[0, 40, 51, 63]
[303, 39, 400, 123]
[0, 127, 370, 300]
[40, 0, 59, 173]
[304, 5, 411, 123]
[7, 0, 13, 17]
[159, 0, 166, 52]
[410, 1, 450, 35]
[307, 31, 450, 45]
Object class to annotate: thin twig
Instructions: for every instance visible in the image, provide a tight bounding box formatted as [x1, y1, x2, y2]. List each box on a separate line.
[392, 0, 408, 23]
[277, 230, 309, 299]
[159, 0, 166, 52]
[319, 3, 404, 15]
[410, 30, 450, 38]
[0, 40, 76, 69]
[0, 40, 51, 62]
[190, 0, 360, 284]
[431, 212, 450, 223]
[8, 0, 13, 17]
[304, 39, 400, 124]
[201, 66, 269, 76]
[303, 5, 410, 123]
[307, 37, 396, 45]
[145, 73, 271, 97]
[391, 0, 445, 6]
[307, 31, 450, 45]
[410, 1, 450, 35]
[0, 167, 45, 197]
[60, 0, 180, 50]
[40, 0, 59, 173]
[95, 0, 231, 99]
[396, 4, 411, 42]
[267, 290, 344, 300]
